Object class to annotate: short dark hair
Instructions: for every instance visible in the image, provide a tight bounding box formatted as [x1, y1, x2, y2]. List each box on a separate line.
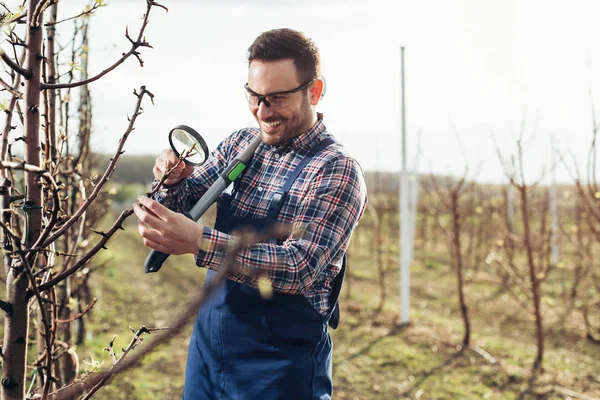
[247, 28, 321, 84]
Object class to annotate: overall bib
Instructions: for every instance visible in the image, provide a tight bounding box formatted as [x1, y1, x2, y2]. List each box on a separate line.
[183, 138, 345, 400]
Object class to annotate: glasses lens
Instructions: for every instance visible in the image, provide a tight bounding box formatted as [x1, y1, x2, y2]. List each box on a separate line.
[245, 81, 311, 109]
[244, 90, 259, 107]
[266, 95, 289, 109]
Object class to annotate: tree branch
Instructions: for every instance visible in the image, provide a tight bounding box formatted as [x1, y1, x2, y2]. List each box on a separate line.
[0, 161, 62, 262]
[45, 225, 287, 400]
[44, 0, 105, 27]
[41, 1, 163, 90]
[0, 76, 22, 98]
[31, 208, 130, 299]
[0, 298, 13, 316]
[0, 50, 32, 79]
[56, 298, 97, 324]
[42, 86, 153, 247]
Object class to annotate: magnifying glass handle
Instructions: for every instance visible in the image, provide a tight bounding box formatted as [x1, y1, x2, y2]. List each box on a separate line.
[144, 249, 169, 273]
[144, 210, 194, 273]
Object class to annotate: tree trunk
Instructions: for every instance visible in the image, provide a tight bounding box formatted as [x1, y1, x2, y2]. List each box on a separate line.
[2, 2, 44, 399]
[46, 3, 58, 167]
[451, 192, 470, 347]
[375, 207, 385, 312]
[519, 187, 545, 372]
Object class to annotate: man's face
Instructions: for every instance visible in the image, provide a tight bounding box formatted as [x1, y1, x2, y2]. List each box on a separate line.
[247, 59, 315, 146]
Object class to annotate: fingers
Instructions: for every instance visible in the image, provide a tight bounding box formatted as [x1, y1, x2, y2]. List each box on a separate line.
[133, 197, 204, 255]
[140, 235, 169, 253]
[133, 199, 173, 252]
[137, 219, 164, 243]
[132, 202, 163, 232]
[134, 197, 171, 222]
[153, 149, 186, 184]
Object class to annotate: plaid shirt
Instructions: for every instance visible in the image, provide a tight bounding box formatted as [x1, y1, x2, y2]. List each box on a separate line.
[154, 115, 367, 315]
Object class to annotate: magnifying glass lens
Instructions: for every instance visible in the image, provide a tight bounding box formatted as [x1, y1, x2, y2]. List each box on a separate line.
[169, 126, 209, 166]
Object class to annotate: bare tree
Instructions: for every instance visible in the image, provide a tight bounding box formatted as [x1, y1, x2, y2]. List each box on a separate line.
[430, 170, 472, 347]
[493, 133, 549, 373]
[0, 1, 168, 398]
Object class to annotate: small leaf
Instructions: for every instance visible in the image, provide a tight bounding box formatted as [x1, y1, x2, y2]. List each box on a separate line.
[67, 61, 83, 72]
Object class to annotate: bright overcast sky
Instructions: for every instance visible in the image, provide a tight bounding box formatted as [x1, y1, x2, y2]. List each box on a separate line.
[3, 0, 600, 184]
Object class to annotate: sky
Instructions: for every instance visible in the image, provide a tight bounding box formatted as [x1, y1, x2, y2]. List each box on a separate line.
[3, 0, 600, 184]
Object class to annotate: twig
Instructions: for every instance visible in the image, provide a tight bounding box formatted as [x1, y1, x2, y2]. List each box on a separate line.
[554, 386, 598, 400]
[46, 224, 288, 400]
[42, 1, 164, 89]
[45, 1, 105, 27]
[0, 161, 62, 263]
[42, 86, 153, 248]
[31, 208, 131, 299]
[1, 11, 27, 25]
[147, 143, 198, 198]
[30, 0, 52, 27]
[56, 298, 97, 323]
[0, 76, 22, 97]
[80, 326, 152, 400]
[465, 345, 498, 364]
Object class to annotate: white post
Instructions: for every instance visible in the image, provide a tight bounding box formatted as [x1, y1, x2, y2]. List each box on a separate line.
[407, 133, 421, 267]
[400, 46, 410, 325]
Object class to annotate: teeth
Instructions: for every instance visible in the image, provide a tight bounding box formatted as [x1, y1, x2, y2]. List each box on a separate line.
[263, 120, 282, 128]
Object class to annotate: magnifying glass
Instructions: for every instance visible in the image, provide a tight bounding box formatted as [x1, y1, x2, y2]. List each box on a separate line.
[145, 129, 263, 273]
[168, 125, 209, 166]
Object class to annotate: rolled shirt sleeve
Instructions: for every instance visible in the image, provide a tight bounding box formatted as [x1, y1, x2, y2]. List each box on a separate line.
[195, 154, 367, 299]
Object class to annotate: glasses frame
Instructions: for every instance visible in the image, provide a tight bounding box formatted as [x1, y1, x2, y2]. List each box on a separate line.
[244, 78, 316, 108]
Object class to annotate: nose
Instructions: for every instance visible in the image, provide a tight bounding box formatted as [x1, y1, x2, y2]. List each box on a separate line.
[256, 101, 274, 121]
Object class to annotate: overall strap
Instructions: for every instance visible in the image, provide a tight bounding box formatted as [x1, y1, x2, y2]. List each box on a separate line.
[326, 257, 345, 329]
[267, 137, 336, 219]
[265, 137, 345, 328]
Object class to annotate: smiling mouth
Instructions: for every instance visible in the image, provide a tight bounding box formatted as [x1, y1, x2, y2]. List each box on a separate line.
[263, 120, 282, 127]
[261, 119, 283, 132]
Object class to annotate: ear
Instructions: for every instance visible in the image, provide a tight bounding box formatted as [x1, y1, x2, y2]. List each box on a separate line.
[309, 78, 325, 106]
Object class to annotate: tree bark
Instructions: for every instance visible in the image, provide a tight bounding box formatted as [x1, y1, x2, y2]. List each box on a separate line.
[451, 192, 470, 347]
[2, 1, 44, 399]
[519, 187, 545, 372]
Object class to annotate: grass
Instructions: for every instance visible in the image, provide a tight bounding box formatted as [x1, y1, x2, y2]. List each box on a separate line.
[9, 205, 598, 399]
[72, 216, 205, 399]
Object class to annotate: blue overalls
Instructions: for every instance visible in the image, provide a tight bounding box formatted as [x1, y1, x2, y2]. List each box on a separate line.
[182, 138, 345, 400]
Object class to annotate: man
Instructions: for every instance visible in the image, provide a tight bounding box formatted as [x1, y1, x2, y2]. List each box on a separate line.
[133, 28, 367, 400]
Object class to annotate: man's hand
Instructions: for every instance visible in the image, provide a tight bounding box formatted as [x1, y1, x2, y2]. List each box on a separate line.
[153, 149, 194, 187]
[133, 196, 203, 255]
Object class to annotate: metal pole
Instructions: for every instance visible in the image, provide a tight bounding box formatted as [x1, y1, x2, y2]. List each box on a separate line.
[400, 46, 410, 324]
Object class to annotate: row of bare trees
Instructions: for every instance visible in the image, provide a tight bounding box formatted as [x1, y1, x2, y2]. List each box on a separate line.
[350, 133, 599, 375]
